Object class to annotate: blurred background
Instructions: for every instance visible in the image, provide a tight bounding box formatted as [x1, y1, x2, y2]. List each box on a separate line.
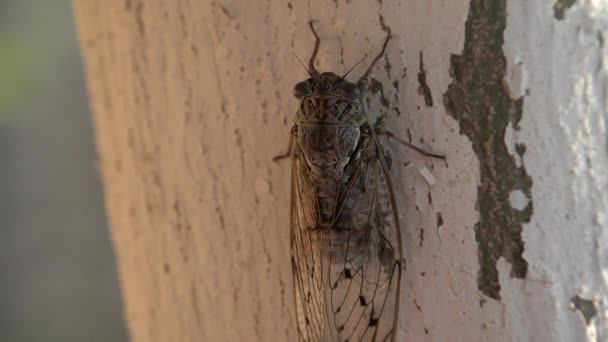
[0, 1, 128, 341]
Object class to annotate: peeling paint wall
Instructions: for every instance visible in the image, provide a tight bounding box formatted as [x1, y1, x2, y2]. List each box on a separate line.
[444, 0, 533, 300]
[503, 0, 608, 341]
[73, 0, 608, 341]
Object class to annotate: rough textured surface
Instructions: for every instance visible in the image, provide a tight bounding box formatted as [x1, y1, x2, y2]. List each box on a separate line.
[444, 0, 533, 300]
[554, 0, 578, 20]
[501, 0, 608, 341]
[73, 0, 608, 341]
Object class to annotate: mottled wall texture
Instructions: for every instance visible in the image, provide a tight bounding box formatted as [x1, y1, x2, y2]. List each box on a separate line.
[74, 0, 608, 341]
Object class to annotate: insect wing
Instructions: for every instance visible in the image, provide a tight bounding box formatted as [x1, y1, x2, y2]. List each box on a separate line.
[291, 137, 403, 342]
[291, 146, 326, 341]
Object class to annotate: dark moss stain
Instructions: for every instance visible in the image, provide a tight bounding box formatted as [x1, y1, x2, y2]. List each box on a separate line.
[368, 78, 389, 108]
[554, 0, 577, 20]
[571, 295, 597, 325]
[392, 81, 402, 116]
[443, 0, 533, 299]
[437, 212, 444, 227]
[419, 227, 424, 247]
[418, 51, 434, 107]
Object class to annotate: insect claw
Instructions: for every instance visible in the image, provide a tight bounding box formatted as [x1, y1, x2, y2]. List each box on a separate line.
[373, 114, 388, 129]
[273, 126, 297, 162]
[273, 153, 291, 162]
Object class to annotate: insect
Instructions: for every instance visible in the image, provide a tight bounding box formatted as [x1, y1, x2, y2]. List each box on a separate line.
[275, 21, 444, 342]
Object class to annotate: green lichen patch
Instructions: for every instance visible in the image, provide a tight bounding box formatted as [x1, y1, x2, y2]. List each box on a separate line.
[443, 0, 533, 299]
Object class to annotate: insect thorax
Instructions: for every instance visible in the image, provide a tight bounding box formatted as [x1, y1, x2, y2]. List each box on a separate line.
[293, 71, 366, 173]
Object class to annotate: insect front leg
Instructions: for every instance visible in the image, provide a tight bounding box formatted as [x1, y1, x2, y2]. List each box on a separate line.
[272, 125, 297, 162]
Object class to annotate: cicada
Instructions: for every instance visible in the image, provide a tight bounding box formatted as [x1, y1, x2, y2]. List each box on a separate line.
[275, 21, 444, 342]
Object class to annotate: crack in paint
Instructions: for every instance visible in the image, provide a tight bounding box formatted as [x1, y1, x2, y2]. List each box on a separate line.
[418, 51, 434, 107]
[443, 0, 533, 299]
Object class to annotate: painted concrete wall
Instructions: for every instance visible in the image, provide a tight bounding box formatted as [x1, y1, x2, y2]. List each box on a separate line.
[502, 1, 608, 341]
[74, 0, 607, 341]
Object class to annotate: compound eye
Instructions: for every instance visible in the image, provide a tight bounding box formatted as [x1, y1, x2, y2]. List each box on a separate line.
[338, 82, 360, 100]
[293, 81, 310, 99]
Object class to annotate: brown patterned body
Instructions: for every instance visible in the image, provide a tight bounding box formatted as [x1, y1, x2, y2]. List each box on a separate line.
[288, 72, 402, 342]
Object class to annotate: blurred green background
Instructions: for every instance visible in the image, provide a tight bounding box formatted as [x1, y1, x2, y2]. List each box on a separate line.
[0, 1, 128, 341]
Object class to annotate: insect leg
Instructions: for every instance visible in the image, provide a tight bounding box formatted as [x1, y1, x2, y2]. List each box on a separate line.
[273, 126, 297, 162]
[308, 20, 321, 75]
[357, 28, 391, 93]
[374, 127, 446, 160]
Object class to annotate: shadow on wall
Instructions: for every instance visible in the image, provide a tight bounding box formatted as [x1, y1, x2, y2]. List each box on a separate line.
[0, 0, 127, 341]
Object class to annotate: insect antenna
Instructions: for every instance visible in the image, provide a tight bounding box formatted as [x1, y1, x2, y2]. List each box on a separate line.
[292, 52, 314, 76]
[342, 55, 367, 79]
[359, 28, 392, 82]
[308, 20, 321, 76]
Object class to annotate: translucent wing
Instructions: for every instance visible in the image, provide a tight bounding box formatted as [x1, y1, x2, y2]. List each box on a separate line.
[291, 145, 326, 341]
[291, 133, 403, 342]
